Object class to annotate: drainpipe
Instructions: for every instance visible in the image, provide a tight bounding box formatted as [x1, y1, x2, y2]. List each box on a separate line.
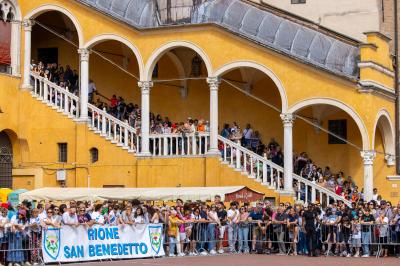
[395, 0, 400, 174]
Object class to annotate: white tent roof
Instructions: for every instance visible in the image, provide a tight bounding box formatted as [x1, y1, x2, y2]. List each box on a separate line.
[19, 186, 254, 202]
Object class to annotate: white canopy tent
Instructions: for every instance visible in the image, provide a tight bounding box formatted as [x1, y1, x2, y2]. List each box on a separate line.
[19, 186, 251, 202]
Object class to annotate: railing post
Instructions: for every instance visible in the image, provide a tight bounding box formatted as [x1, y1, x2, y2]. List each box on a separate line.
[192, 134, 197, 155]
[43, 78, 48, 101]
[124, 120, 129, 147]
[235, 140, 241, 170]
[101, 108, 107, 135]
[311, 180, 316, 203]
[262, 153, 268, 185]
[64, 88, 69, 114]
[163, 136, 169, 156]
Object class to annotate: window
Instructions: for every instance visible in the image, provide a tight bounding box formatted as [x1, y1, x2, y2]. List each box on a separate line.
[58, 143, 68, 163]
[291, 0, 306, 4]
[328, 120, 347, 144]
[90, 147, 99, 163]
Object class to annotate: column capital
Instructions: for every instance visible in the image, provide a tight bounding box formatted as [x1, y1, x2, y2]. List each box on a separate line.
[78, 48, 90, 61]
[207, 77, 221, 89]
[361, 150, 376, 165]
[280, 113, 295, 125]
[138, 81, 153, 94]
[22, 19, 34, 31]
[384, 154, 396, 166]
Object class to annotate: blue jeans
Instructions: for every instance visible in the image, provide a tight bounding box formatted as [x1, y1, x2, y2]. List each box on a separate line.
[207, 223, 216, 251]
[228, 223, 238, 252]
[197, 225, 208, 251]
[169, 237, 176, 256]
[238, 225, 249, 252]
[297, 231, 308, 254]
[362, 231, 371, 255]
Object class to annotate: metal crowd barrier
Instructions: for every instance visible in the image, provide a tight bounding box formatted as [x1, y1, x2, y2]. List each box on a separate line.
[0, 230, 43, 265]
[0, 222, 399, 265]
[162, 221, 400, 257]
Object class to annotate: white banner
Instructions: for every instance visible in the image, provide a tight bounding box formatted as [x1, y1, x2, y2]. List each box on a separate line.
[42, 224, 165, 263]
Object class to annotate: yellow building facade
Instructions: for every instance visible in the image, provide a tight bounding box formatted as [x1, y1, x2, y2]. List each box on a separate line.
[0, 0, 398, 203]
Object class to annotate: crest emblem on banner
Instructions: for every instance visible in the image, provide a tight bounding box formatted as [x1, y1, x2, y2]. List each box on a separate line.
[43, 228, 61, 260]
[148, 225, 162, 255]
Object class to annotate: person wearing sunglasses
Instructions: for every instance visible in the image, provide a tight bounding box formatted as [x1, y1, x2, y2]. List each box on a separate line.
[41, 208, 60, 228]
[77, 204, 93, 226]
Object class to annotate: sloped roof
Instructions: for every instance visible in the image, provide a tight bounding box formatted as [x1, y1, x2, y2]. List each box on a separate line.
[76, 0, 359, 79]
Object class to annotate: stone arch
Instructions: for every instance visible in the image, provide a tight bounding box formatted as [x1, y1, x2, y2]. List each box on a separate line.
[24, 4, 84, 48]
[144, 41, 213, 81]
[288, 97, 370, 150]
[213, 60, 288, 113]
[83, 33, 145, 80]
[372, 109, 395, 165]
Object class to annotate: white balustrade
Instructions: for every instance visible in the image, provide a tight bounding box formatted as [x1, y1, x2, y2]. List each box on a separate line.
[217, 135, 351, 207]
[148, 132, 210, 156]
[30, 72, 79, 119]
[87, 105, 138, 152]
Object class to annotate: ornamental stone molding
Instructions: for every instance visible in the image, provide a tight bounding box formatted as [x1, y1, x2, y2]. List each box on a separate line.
[206, 77, 220, 90]
[360, 150, 376, 165]
[280, 113, 295, 126]
[22, 19, 33, 31]
[138, 81, 153, 94]
[78, 48, 90, 61]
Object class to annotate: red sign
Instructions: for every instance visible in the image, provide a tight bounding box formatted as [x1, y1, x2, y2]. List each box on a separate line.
[224, 187, 264, 203]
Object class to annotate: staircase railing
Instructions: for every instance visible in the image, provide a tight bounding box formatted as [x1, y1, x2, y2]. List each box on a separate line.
[149, 132, 210, 156]
[30, 72, 139, 152]
[30, 73, 80, 119]
[87, 105, 139, 152]
[217, 136, 352, 207]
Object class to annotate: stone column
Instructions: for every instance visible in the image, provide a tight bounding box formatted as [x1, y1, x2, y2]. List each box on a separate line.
[361, 150, 376, 202]
[10, 21, 20, 76]
[280, 113, 295, 193]
[138, 81, 153, 156]
[21, 19, 33, 90]
[207, 77, 220, 155]
[78, 48, 90, 121]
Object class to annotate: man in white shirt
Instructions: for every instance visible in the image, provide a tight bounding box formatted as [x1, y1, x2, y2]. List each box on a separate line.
[62, 207, 78, 226]
[227, 202, 239, 253]
[37, 203, 48, 221]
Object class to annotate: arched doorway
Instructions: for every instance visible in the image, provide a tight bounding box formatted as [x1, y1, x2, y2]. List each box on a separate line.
[0, 131, 12, 188]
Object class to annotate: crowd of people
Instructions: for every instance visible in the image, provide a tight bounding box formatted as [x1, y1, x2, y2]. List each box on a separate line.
[0, 196, 399, 265]
[30, 61, 80, 94]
